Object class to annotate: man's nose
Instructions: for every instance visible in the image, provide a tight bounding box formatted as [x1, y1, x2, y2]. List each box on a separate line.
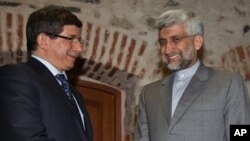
[162, 41, 176, 54]
[73, 42, 83, 53]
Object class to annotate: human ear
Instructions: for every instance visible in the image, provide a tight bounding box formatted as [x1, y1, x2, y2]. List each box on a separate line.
[193, 34, 203, 51]
[37, 33, 50, 51]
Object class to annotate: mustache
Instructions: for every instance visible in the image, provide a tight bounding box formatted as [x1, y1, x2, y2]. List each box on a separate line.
[166, 50, 182, 58]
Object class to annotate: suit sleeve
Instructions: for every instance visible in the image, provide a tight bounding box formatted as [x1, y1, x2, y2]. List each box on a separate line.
[0, 67, 55, 141]
[224, 74, 250, 141]
[134, 88, 150, 141]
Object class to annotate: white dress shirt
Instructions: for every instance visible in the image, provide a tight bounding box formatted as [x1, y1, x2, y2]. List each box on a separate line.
[171, 60, 200, 117]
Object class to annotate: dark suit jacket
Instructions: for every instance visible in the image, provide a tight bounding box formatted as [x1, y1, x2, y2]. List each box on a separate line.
[0, 58, 93, 141]
[134, 63, 250, 141]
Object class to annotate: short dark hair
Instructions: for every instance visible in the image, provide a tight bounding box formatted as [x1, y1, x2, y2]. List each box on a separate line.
[26, 5, 82, 54]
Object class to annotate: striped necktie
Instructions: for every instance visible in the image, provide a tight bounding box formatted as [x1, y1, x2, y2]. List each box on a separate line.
[55, 74, 88, 137]
[55, 74, 75, 103]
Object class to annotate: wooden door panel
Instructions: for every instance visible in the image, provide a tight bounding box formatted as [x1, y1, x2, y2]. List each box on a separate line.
[70, 79, 121, 141]
[79, 87, 115, 141]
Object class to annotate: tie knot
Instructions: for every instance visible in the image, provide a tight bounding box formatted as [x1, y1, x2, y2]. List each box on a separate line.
[55, 74, 67, 82]
[55, 74, 70, 88]
[55, 74, 73, 100]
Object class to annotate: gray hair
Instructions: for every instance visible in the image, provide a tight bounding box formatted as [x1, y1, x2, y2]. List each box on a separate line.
[155, 9, 204, 37]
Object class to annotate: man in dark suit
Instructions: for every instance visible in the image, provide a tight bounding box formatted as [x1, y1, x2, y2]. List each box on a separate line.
[0, 5, 93, 141]
[134, 9, 250, 141]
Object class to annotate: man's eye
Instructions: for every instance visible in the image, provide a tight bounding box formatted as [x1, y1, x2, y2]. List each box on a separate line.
[172, 36, 182, 43]
[158, 39, 167, 46]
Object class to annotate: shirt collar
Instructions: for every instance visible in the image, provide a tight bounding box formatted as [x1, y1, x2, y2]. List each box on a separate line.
[175, 60, 200, 80]
[31, 55, 67, 78]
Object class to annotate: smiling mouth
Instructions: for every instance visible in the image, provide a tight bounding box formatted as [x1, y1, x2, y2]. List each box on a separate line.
[169, 54, 179, 59]
[167, 51, 181, 60]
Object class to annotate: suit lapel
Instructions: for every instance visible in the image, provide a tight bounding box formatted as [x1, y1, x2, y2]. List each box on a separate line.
[26, 58, 83, 123]
[169, 64, 209, 129]
[26, 58, 91, 140]
[160, 74, 174, 125]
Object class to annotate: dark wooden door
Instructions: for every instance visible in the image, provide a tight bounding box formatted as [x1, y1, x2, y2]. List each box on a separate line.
[70, 78, 122, 141]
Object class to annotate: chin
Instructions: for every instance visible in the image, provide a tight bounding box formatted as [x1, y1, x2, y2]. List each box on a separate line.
[65, 64, 74, 70]
[167, 62, 182, 71]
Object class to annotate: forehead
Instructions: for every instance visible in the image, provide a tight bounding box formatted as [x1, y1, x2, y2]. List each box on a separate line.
[158, 23, 187, 37]
[61, 25, 82, 35]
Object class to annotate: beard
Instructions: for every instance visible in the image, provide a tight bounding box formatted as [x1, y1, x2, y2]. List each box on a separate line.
[162, 45, 195, 71]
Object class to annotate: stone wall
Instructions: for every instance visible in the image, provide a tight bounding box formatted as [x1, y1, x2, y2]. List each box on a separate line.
[0, 0, 250, 140]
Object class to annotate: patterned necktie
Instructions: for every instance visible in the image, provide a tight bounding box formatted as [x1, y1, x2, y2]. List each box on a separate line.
[55, 74, 87, 133]
[55, 73, 84, 120]
[55, 74, 75, 103]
